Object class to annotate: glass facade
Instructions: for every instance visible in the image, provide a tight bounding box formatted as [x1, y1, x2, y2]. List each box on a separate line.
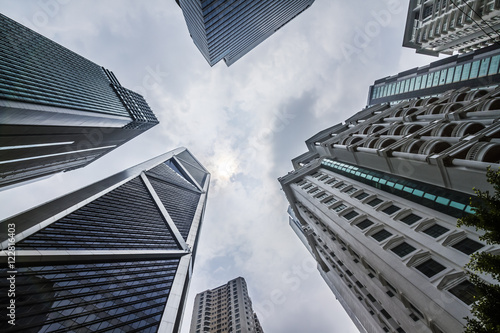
[147, 163, 202, 241]
[369, 47, 500, 105]
[0, 14, 159, 189]
[321, 159, 473, 218]
[0, 149, 210, 332]
[17, 177, 181, 251]
[0, 259, 179, 332]
[178, 0, 315, 66]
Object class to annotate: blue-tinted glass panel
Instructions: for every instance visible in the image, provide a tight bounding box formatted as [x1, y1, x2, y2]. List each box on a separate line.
[426, 72, 434, 88]
[0, 259, 179, 332]
[469, 60, 480, 79]
[415, 76, 422, 89]
[420, 74, 428, 89]
[478, 58, 490, 77]
[461, 63, 471, 80]
[453, 65, 463, 82]
[446, 67, 454, 83]
[439, 69, 447, 85]
[488, 55, 500, 75]
[17, 177, 180, 250]
[432, 71, 440, 86]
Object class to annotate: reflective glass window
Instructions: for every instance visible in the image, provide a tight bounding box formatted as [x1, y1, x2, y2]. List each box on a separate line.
[452, 238, 483, 255]
[448, 280, 477, 305]
[415, 76, 422, 89]
[488, 55, 500, 75]
[420, 74, 428, 89]
[371, 229, 393, 242]
[478, 58, 490, 77]
[415, 259, 446, 277]
[391, 242, 416, 257]
[422, 224, 449, 238]
[469, 60, 480, 79]
[432, 71, 440, 86]
[461, 62, 471, 81]
[439, 69, 447, 85]
[453, 65, 463, 82]
[426, 72, 434, 88]
[446, 67, 454, 84]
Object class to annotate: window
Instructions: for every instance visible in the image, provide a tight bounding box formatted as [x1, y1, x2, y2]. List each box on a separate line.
[356, 219, 374, 230]
[323, 198, 337, 205]
[332, 204, 347, 213]
[415, 259, 446, 277]
[381, 309, 392, 319]
[367, 294, 376, 302]
[355, 192, 369, 200]
[309, 188, 320, 194]
[448, 280, 477, 305]
[382, 204, 401, 215]
[452, 238, 483, 255]
[422, 224, 449, 238]
[391, 242, 416, 257]
[367, 198, 383, 207]
[315, 193, 328, 200]
[346, 187, 358, 195]
[371, 229, 393, 242]
[336, 183, 348, 190]
[400, 213, 421, 225]
[343, 211, 359, 220]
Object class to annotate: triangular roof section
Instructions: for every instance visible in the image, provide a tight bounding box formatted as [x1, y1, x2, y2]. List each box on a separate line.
[174, 150, 209, 189]
[17, 177, 183, 251]
[147, 161, 201, 193]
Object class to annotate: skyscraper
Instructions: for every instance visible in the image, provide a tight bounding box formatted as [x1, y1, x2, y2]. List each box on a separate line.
[176, 0, 315, 66]
[403, 0, 500, 55]
[0, 14, 159, 189]
[189, 277, 264, 333]
[279, 85, 500, 332]
[368, 44, 500, 106]
[0, 148, 209, 333]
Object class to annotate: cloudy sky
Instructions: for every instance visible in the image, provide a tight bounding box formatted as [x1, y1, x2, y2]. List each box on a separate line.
[0, 1, 441, 332]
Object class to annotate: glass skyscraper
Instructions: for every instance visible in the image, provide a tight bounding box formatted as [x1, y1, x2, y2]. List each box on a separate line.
[0, 14, 159, 189]
[176, 0, 315, 66]
[0, 148, 210, 333]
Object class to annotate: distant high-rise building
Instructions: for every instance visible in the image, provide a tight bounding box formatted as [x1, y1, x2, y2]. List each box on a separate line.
[176, 0, 315, 66]
[189, 277, 264, 333]
[368, 44, 500, 106]
[0, 14, 159, 189]
[0, 148, 209, 333]
[279, 85, 500, 332]
[403, 0, 500, 55]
